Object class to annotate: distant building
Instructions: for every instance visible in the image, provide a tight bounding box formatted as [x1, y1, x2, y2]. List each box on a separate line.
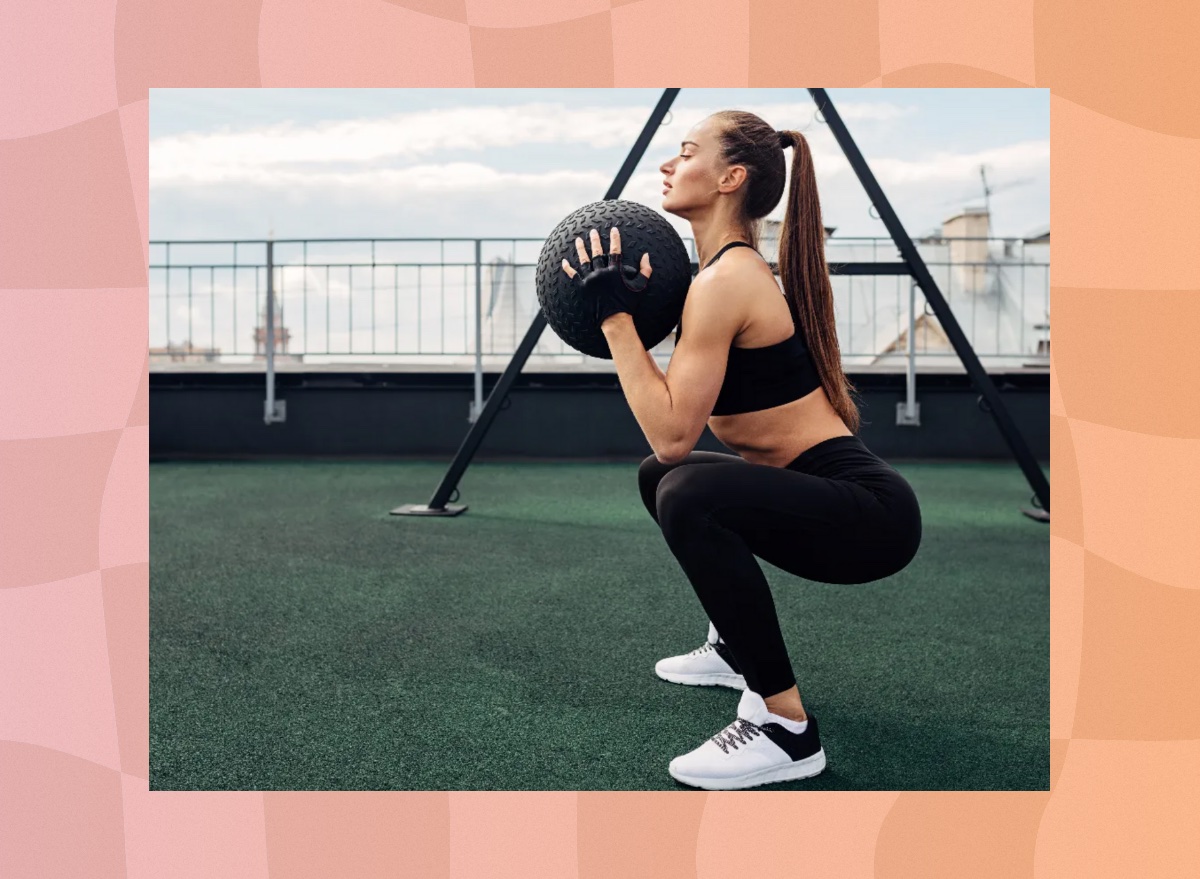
[864, 208, 1049, 365]
[252, 303, 302, 363]
[149, 341, 222, 363]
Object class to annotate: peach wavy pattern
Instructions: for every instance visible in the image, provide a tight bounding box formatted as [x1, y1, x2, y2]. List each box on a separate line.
[875, 792, 1053, 878]
[470, 12, 616, 86]
[0, 0, 120, 140]
[0, 572, 120, 768]
[0, 290, 146, 440]
[577, 792, 707, 878]
[259, 0, 474, 87]
[1049, 536, 1084, 739]
[0, 743, 127, 878]
[100, 428, 149, 572]
[1049, 358, 1065, 419]
[120, 780, 270, 879]
[0, 436, 121, 590]
[1035, 741, 1200, 876]
[1050, 97, 1200, 291]
[613, 0, 751, 86]
[0, 114, 145, 290]
[465, 0, 607, 28]
[881, 64, 1035, 87]
[118, 100, 151, 272]
[114, 0, 264, 99]
[1052, 289, 1200, 438]
[747, 0, 881, 85]
[698, 791, 899, 878]
[880, 0, 1035, 84]
[1034, 0, 1200, 138]
[449, 792, 579, 878]
[385, 0, 468, 24]
[1072, 549, 1200, 739]
[102, 564, 150, 779]
[0, 0, 1198, 874]
[1071, 419, 1200, 589]
[1049, 738, 1068, 790]
[1049, 414, 1082, 546]
[262, 792, 452, 877]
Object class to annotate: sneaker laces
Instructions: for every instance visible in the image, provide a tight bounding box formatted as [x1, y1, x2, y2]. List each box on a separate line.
[711, 718, 762, 754]
[686, 642, 715, 658]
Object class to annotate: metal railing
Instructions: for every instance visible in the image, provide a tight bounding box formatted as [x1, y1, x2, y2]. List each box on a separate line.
[149, 235, 1049, 420]
[150, 236, 1048, 360]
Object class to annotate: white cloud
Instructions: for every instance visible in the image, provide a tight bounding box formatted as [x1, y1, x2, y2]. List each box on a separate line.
[149, 99, 920, 186]
[866, 139, 1050, 186]
[152, 102, 656, 185]
[149, 98, 1046, 240]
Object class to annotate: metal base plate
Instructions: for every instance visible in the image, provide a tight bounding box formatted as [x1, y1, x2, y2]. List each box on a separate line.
[390, 503, 468, 517]
[895, 400, 921, 427]
[1021, 507, 1049, 523]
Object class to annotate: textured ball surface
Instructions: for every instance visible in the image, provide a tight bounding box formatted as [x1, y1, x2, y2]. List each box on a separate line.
[536, 200, 692, 359]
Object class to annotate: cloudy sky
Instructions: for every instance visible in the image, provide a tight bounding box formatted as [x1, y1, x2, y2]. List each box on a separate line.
[149, 88, 1049, 244]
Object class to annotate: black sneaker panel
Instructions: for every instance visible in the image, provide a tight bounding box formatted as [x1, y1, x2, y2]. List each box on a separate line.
[758, 712, 822, 761]
[711, 640, 742, 673]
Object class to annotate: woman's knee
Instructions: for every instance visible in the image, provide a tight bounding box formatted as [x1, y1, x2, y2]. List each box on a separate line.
[638, 453, 668, 520]
[638, 453, 663, 479]
[655, 466, 712, 534]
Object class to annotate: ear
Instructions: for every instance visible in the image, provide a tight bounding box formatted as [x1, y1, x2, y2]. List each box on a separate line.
[719, 164, 748, 194]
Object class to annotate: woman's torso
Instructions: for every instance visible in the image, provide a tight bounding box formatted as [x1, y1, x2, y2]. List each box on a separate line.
[689, 243, 852, 468]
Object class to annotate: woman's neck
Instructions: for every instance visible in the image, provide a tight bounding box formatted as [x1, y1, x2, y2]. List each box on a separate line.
[692, 220, 749, 270]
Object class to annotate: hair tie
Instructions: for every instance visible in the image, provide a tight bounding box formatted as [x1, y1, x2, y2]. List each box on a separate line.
[778, 130, 794, 149]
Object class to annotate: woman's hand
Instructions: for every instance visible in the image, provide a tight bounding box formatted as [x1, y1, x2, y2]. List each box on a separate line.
[561, 227, 653, 331]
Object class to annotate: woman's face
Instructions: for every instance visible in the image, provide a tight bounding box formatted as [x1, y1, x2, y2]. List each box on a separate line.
[659, 118, 726, 217]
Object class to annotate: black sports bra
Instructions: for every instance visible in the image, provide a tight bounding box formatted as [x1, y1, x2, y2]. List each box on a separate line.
[674, 241, 823, 416]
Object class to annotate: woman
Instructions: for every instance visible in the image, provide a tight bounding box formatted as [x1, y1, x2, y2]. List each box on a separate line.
[560, 110, 922, 790]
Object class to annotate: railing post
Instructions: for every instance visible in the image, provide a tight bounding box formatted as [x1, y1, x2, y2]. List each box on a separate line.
[263, 236, 286, 424]
[470, 239, 483, 423]
[896, 279, 921, 427]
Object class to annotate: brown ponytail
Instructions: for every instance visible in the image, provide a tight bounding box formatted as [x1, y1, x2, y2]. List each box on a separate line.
[775, 128, 862, 433]
[711, 111, 862, 434]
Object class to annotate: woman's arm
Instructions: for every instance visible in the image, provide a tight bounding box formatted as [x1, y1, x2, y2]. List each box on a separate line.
[601, 272, 739, 464]
[602, 314, 679, 462]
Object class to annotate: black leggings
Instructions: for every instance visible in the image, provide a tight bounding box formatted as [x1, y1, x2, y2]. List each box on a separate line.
[638, 435, 922, 698]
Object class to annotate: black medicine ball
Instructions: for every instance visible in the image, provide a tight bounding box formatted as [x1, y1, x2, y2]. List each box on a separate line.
[535, 199, 692, 359]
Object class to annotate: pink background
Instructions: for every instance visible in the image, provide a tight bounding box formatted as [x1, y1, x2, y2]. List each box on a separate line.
[3, 0, 1199, 874]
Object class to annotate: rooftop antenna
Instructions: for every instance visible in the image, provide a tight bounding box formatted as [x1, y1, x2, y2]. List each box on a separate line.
[936, 164, 1035, 234]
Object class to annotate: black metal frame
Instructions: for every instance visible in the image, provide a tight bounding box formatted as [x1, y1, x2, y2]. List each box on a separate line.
[392, 87, 1048, 522]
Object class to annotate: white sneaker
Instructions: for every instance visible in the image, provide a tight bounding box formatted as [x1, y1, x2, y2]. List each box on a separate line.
[655, 622, 747, 690]
[668, 689, 826, 790]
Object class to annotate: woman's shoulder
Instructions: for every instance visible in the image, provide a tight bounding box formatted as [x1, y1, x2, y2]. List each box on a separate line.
[701, 246, 777, 298]
[676, 254, 762, 336]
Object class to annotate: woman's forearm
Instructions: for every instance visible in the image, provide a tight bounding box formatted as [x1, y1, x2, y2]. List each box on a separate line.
[601, 314, 679, 460]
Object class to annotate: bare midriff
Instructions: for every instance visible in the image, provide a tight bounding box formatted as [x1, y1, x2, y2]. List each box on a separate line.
[704, 260, 853, 469]
[709, 388, 852, 468]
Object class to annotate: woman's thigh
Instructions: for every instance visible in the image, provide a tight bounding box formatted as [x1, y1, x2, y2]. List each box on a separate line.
[655, 459, 908, 585]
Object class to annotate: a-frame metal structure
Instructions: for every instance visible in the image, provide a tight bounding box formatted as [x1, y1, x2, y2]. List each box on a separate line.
[392, 88, 1049, 523]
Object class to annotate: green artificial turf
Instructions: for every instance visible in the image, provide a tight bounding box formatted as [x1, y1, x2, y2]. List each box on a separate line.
[150, 458, 1049, 791]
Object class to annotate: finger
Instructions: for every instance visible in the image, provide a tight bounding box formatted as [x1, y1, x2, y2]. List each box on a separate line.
[589, 228, 603, 259]
[575, 236, 589, 265]
[641, 252, 652, 277]
[610, 227, 621, 259]
[561, 258, 575, 278]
